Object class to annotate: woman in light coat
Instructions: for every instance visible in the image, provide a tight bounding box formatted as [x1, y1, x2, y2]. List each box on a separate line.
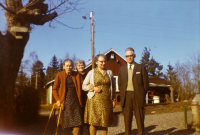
[82, 54, 116, 135]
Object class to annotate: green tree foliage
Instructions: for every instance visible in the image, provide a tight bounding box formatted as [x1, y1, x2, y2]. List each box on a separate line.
[50, 55, 59, 73]
[14, 62, 41, 125]
[15, 62, 29, 96]
[164, 63, 176, 81]
[140, 47, 150, 68]
[30, 60, 46, 104]
[31, 60, 45, 89]
[15, 64, 29, 87]
[46, 55, 59, 83]
[164, 62, 181, 100]
[140, 47, 163, 78]
[58, 59, 63, 72]
[15, 86, 40, 125]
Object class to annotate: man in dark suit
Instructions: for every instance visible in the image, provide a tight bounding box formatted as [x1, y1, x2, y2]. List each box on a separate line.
[118, 47, 149, 135]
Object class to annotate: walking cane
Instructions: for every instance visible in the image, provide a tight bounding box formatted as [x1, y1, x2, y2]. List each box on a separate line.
[43, 103, 64, 135]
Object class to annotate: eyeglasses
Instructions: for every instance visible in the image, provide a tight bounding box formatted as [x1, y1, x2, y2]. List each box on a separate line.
[98, 60, 106, 63]
[125, 55, 134, 58]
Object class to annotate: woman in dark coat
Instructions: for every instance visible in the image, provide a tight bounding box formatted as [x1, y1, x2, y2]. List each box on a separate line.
[75, 60, 90, 135]
[52, 59, 83, 135]
[75, 60, 88, 111]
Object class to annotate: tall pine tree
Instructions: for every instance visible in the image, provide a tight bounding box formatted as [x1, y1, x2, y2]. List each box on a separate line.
[164, 62, 181, 100]
[140, 47, 163, 78]
[46, 55, 59, 83]
[15, 63, 29, 95]
[164, 62, 176, 82]
[58, 59, 63, 72]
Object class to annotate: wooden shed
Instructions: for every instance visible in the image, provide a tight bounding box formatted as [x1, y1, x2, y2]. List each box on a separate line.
[148, 78, 172, 103]
[46, 80, 56, 104]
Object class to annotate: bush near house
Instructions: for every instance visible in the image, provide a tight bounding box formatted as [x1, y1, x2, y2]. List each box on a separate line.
[15, 86, 40, 125]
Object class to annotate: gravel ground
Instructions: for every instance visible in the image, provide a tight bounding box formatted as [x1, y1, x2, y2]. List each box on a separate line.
[104, 111, 198, 135]
[0, 109, 199, 135]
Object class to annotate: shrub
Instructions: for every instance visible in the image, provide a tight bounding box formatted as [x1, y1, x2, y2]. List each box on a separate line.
[15, 86, 40, 125]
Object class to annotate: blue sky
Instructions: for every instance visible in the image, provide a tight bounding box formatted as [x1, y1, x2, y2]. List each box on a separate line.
[0, 0, 199, 74]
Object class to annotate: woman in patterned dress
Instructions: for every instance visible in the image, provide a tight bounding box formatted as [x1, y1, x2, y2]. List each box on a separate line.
[82, 54, 116, 135]
[52, 59, 83, 135]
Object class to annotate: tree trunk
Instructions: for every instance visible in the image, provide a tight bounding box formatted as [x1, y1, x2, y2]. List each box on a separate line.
[0, 31, 29, 128]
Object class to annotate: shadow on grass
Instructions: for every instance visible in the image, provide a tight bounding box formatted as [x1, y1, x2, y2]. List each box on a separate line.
[0, 115, 74, 135]
[116, 124, 196, 135]
[145, 103, 170, 107]
[37, 115, 90, 135]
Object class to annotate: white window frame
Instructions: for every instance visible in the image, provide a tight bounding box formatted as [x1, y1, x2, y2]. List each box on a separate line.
[114, 76, 119, 92]
[50, 85, 52, 104]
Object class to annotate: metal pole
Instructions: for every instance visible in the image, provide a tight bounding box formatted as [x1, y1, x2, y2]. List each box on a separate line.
[35, 73, 37, 89]
[146, 92, 148, 104]
[198, 54, 200, 93]
[191, 101, 200, 131]
[30, 74, 31, 85]
[170, 87, 174, 103]
[90, 11, 95, 69]
[184, 106, 187, 129]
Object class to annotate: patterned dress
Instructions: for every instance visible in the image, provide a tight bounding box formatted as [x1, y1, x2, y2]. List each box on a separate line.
[61, 74, 83, 128]
[84, 68, 113, 127]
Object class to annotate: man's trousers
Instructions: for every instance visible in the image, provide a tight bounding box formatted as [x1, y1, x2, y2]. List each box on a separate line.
[122, 91, 145, 135]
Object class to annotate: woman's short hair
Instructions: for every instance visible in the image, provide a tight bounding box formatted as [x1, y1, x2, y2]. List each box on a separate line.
[75, 60, 86, 70]
[94, 54, 107, 63]
[63, 59, 74, 69]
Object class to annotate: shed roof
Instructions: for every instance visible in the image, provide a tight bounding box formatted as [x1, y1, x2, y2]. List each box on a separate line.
[149, 78, 171, 87]
[46, 80, 55, 86]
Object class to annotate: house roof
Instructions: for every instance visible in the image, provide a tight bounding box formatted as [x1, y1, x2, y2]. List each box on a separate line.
[85, 48, 126, 69]
[149, 78, 171, 87]
[46, 80, 55, 86]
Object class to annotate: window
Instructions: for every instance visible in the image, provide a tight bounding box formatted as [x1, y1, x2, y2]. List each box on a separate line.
[117, 95, 121, 102]
[113, 76, 119, 92]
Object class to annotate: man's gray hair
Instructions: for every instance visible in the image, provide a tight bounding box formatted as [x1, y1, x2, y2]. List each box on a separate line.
[75, 60, 86, 70]
[63, 59, 74, 69]
[125, 47, 135, 54]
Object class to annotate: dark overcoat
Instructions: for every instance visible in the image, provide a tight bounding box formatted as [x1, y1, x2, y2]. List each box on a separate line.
[118, 63, 149, 107]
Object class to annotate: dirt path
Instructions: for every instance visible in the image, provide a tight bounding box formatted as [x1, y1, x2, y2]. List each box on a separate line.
[0, 102, 199, 135]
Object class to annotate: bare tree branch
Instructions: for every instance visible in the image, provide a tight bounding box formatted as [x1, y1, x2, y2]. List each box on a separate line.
[46, 0, 67, 13]
[0, 2, 16, 14]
